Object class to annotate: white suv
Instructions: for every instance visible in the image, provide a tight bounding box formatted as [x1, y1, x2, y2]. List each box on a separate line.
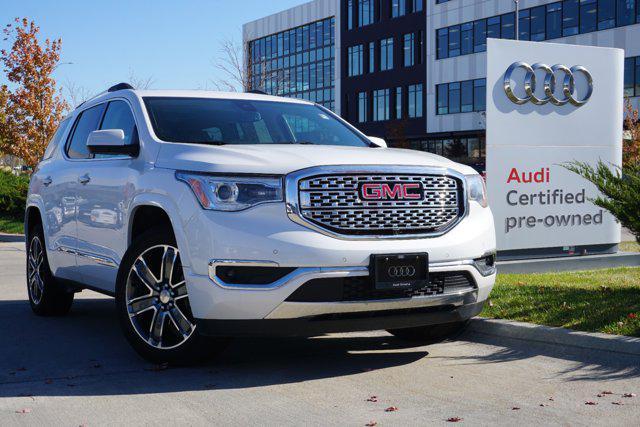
[26, 84, 496, 364]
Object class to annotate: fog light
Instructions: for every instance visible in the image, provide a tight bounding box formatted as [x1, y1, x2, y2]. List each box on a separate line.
[473, 253, 496, 276]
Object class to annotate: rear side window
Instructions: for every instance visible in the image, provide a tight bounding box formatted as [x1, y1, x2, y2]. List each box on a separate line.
[43, 117, 71, 160]
[66, 104, 107, 159]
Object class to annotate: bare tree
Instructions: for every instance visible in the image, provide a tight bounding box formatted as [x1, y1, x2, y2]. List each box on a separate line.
[63, 78, 92, 110]
[128, 68, 154, 90]
[212, 36, 286, 94]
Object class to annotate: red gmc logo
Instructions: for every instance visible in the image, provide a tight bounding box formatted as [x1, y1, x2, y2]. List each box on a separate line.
[358, 182, 424, 201]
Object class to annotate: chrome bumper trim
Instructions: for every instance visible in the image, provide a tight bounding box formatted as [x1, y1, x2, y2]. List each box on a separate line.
[208, 258, 489, 291]
[265, 289, 478, 319]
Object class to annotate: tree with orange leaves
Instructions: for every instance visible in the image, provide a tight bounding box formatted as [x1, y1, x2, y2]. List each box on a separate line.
[0, 18, 68, 170]
[624, 99, 640, 167]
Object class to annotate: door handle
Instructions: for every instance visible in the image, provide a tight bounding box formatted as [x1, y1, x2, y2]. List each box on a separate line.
[78, 174, 91, 185]
[42, 177, 52, 187]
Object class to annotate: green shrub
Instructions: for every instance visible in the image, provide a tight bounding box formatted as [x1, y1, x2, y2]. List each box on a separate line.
[563, 161, 640, 244]
[0, 170, 29, 219]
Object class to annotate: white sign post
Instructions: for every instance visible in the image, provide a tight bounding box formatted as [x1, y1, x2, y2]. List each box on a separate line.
[486, 39, 623, 255]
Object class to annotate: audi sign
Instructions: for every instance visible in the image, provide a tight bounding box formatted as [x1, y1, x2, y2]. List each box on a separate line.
[503, 61, 593, 107]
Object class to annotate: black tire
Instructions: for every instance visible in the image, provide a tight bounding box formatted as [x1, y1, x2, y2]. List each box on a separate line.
[387, 320, 469, 343]
[27, 223, 74, 316]
[116, 228, 229, 365]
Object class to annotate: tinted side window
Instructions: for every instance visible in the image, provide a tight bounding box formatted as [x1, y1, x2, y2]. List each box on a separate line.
[66, 104, 107, 159]
[43, 117, 71, 160]
[100, 100, 137, 145]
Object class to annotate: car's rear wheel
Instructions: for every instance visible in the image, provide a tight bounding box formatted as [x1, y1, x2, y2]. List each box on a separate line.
[387, 321, 469, 343]
[116, 228, 228, 365]
[27, 223, 74, 316]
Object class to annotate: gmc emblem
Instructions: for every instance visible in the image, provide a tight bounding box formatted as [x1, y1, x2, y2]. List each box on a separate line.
[358, 182, 424, 201]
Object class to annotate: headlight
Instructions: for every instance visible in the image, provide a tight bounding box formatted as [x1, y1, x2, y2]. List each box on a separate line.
[466, 174, 488, 208]
[176, 172, 283, 211]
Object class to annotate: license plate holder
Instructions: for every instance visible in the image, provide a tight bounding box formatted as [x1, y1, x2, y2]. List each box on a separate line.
[372, 253, 429, 291]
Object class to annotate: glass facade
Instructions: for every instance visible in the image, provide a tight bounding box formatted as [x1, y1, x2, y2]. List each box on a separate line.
[436, 0, 640, 59]
[248, 17, 336, 110]
[408, 84, 423, 118]
[380, 37, 394, 70]
[625, 56, 640, 97]
[407, 137, 486, 168]
[348, 44, 364, 76]
[373, 89, 390, 121]
[436, 78, 486, 115]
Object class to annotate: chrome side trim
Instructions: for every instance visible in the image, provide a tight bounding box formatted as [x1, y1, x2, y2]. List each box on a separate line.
[208, 259, 369, 291]
[284, 165, 469, 240]
[55, 246, 119, 268]
[265, 289, 478, 319]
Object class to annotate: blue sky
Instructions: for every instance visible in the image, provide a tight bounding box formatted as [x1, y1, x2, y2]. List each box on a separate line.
[0, 0, 305, 102]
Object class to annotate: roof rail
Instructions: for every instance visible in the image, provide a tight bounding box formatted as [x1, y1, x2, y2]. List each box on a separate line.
[246, 89, 267, 95]
[108, 82, 134, 92]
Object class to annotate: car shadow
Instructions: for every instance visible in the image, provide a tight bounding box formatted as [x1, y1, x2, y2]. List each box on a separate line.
[0, 297, 428, 397]
[1, 297, 639, 399]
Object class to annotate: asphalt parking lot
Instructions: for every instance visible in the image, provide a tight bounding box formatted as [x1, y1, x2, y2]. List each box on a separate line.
[1, 240, 639, 426]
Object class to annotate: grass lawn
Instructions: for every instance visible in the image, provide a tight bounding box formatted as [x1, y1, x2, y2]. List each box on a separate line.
[620, 240, 640, 252]
[482, 267, 640, 337]
[0, 215, 23, 235]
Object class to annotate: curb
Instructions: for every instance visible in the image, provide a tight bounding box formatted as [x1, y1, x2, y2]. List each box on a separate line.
[0, 233, 25, 243]
[469, 318, 640, 356]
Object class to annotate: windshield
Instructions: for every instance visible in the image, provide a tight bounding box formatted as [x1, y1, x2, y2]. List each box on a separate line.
[143, 97, 371, 147]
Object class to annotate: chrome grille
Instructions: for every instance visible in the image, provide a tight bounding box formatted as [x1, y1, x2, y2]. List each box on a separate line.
[296, 173, 463, 236]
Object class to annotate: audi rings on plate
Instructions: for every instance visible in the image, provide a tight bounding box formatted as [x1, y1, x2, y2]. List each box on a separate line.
[387, 265, 416, 278]
[503, 61, 593, 107]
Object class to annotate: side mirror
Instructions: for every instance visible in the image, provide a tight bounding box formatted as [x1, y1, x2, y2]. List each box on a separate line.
[87, 129, 138, 156]
[368, 136, 387, 148]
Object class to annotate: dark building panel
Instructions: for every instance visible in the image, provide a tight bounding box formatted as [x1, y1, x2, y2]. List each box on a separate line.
[340, 0, 426, 143]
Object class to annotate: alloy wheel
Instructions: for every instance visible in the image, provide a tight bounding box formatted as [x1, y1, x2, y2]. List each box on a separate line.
[125, 245, 195, 350]
[27, 236, 45, 305]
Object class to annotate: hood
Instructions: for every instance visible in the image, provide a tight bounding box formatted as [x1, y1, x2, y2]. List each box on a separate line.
[154, 143, 477, 175]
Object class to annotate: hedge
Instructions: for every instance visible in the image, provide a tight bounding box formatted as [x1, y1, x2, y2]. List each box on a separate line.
[0, 170, 29, 219]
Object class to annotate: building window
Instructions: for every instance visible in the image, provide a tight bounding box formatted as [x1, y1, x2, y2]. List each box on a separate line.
[380, 37, 394, 71]
[369, 41, 376, 73]
[435, 0, 639, 61]
[358, 0, 375, 27]
[358, 92, 368, 122]
[408, 84, 423, 118]
[436, 78, 486, 115]
[348, 45, 364, 76]
[598, 0, 616, 30]
[403, 33, 415, 67]
[247, 17, 336, 111]
[546, 2, 562, 39]
[395, 87, 403, 119]
[413, 0, 423, 12]
[624, 56, 640, 97]
[373, 89, 390, 121]
[563, 0, 580, 36]
[348, 0, 354, 30]
[392, 0, 406, 18]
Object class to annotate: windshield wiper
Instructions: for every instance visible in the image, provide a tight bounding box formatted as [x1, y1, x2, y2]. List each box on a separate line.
[283, 140, 317, 145]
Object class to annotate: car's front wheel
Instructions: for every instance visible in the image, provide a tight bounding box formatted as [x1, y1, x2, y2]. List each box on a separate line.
[116, 229, 228, 364]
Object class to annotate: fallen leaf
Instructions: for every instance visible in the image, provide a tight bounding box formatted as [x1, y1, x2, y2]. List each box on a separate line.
[366, 396, 378, 402]
[385, 406, 398, 412]
[601, 391, 613, 395]
[597, 394, 604, 397]
[623, 393, 636, 398]
[446, 417, 463, 422]
[612, 401, 624, 406]
[511, 407, 520, 410]
[15, 408, 31, 414]
[539, 403, 547, 407]
[585, 401, 598, 405]
[548, 397, 554, 401]
[365, 422, 377, 427]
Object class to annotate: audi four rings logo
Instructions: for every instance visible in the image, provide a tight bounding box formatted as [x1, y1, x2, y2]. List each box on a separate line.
[387, 265, 416, 278]
[503, 62, 593, 106]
